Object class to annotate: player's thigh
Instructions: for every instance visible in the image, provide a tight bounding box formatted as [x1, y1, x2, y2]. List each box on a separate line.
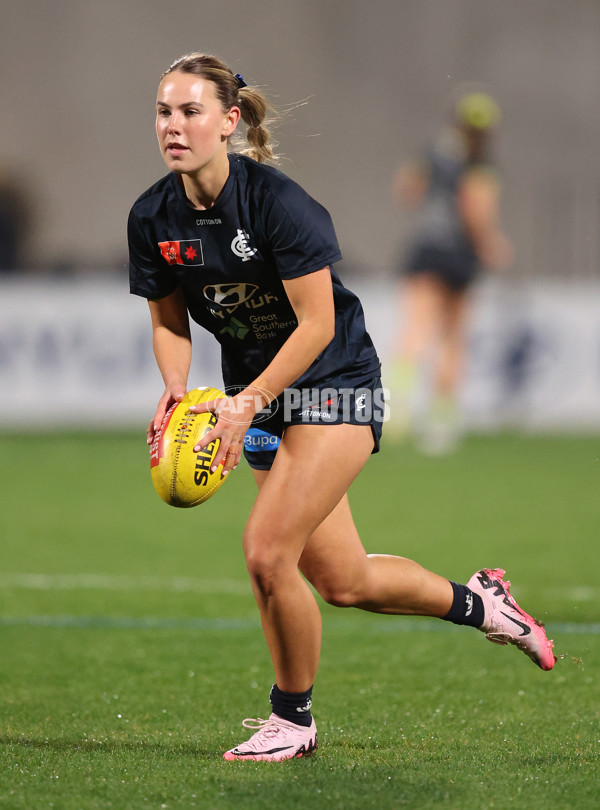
[298, 493, 372, 605]
[251, 468, 370, 596]
[243, 422, 374, 563]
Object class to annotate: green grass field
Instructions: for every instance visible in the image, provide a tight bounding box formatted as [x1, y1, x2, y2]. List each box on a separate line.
[0, 432, 598, 809]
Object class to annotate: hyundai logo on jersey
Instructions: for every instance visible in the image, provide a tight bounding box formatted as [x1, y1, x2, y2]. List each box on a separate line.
[203, 283, 258, 307]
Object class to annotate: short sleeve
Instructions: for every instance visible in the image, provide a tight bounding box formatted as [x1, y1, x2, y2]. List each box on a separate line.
[262, 186, 342, 280]
[128, 209, 178, 300]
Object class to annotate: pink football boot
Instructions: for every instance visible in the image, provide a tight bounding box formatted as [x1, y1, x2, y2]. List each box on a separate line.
[223, 713, 318, 762]
[467, 568, 556, 671]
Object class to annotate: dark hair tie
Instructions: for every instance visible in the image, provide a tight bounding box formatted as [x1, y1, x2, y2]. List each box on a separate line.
[234, 73, 247, 89]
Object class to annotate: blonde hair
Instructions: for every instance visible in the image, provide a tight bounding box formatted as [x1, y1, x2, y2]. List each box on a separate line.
[161, 53, 277, 163]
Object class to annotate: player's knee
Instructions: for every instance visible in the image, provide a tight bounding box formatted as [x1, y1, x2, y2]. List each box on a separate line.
[314, 578, 363, 608]
[243, 528, 289, 598]
[244, 546, 277, 592]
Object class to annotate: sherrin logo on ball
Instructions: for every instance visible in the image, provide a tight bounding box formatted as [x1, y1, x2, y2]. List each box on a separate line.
[150, 386, 228, 508]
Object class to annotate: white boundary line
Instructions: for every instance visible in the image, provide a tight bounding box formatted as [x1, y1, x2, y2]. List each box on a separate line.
[0, 573, 251, 595]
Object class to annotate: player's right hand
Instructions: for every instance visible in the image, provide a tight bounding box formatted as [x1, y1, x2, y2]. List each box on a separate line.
[147, 385, 186, 445]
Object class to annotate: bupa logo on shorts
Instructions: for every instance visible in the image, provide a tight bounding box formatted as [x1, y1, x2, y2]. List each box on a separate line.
[244, 428, 281, 452]
[158, 239, 204, 266]
[203, 283, 258, 308]
[231, 229, 258, 262]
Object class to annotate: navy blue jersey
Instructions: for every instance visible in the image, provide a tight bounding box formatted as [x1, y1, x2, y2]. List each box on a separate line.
[129, 153, 380, 390]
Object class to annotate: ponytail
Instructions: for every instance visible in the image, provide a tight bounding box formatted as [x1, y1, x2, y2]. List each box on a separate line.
[237, 86, 277, 164]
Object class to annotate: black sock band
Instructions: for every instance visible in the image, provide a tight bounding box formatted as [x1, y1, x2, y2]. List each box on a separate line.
[442, 581, 485, 628]
[269, 684, 313, 727]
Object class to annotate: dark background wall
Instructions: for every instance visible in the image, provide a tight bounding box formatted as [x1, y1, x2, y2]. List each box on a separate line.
[2, 0, 599, 279]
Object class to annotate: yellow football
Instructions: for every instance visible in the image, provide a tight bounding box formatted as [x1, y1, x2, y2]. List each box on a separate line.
[149, 386, 229, 508]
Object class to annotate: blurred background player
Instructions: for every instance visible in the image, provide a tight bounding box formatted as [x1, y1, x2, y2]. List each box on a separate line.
[388, 91, 513, 452]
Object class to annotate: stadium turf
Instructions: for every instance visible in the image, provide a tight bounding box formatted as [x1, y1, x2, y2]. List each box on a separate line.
[0, 432, 598, 809]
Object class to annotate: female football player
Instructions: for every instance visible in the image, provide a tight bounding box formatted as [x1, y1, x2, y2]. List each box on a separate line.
[128, 53, 555, 762]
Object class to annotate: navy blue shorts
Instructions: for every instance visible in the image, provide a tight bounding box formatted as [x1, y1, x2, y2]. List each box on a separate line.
[403, 245, 480, 292]
[243, 376, 386, 470]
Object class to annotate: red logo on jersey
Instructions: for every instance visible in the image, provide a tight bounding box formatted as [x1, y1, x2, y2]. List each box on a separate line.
[158, 239, 204, 266]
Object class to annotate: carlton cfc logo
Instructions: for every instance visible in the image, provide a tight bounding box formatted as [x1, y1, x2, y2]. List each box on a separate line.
[231, 229, 258, 262]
